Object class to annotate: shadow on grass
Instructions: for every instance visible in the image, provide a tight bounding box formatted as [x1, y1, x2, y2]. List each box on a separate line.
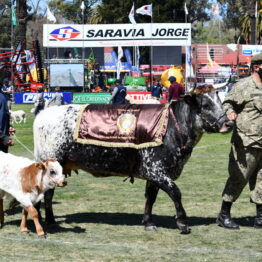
[4, 204, 255, 233]
[55, 212, 255, 229]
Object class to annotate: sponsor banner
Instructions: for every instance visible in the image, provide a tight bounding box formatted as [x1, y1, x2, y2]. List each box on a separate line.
[127, 92, 167, 104]
[14, 92, 72, 104]
[242, 45, 262, 56]
[73, 93, 111, 104]
[43, 23, 191, 47]
[73, 92, 167, 104]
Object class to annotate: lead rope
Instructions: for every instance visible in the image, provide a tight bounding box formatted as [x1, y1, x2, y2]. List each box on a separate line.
[13, 134, 35, 157]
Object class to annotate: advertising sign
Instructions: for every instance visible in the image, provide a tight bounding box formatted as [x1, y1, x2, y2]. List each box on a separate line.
[73, 93, 111, 104]
[127, 92, 167, 104]
[14, 92, 73, 104]
[43, 23, 191, 47]
[242, 45, 262, 56]
[73, 92, 167, 104]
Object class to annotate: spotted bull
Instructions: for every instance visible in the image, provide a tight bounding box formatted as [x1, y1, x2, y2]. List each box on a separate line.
[33, 91, 231, 234]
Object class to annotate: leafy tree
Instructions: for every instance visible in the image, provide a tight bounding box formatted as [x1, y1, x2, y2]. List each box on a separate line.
[88, 0, 211, 24]
[0, 0, 11, 48]
[48, 0, 100, 23]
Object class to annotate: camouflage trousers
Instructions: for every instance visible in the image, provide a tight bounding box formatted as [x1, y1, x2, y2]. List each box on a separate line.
[222, 142, 262, 204]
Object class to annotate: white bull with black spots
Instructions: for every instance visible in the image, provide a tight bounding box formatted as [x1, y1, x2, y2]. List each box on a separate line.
[33, 92, 232, 234]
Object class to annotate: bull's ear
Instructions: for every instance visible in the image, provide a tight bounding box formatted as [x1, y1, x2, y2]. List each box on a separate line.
[35, 162, 46, 170]
[183, 94, 196, 105]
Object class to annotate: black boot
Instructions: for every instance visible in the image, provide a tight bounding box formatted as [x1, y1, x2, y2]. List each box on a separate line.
[216, 201, 240, 230]
[254, 204, 262, 229]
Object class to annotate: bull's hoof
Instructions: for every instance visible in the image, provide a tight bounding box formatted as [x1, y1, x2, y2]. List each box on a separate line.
[144, 225, 159, 232]
[176, 218, 191, 234]
[0, 222, 4, 229]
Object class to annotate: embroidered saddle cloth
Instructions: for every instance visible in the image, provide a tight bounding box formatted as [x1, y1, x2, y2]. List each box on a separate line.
[73, 104, 170, 149]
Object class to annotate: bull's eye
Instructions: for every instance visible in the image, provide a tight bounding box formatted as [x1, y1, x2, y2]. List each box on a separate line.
[50, 169, 56, 176]
[203, 104, 210, 110]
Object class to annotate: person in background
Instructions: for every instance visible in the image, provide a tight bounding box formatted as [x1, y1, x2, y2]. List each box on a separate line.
[151, 80, 163, 100]
[168, 76, 185, 102]
[47, 87, 63, 107]
[1, 79, 13, 110]
[33, 88, 45, 115]
[216, 52, 262, 230]
[0, 92, 14, 153]
[107, 79, 126, 104]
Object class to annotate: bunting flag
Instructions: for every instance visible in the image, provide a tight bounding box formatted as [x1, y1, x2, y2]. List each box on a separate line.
[136, 4, 152, 17]
[80, 1, 85, 11]
[211, 3, 219, 15]
[87, 48, 96, 69]
[11, 4, 17, 26]
[184, 2, 188, 15]
[117, 46, 123, 79]
[185, 46, 195, 78]
[46, 6, 56, 23]
[128, 3, 136, 25]
[136, 46, 140, 70]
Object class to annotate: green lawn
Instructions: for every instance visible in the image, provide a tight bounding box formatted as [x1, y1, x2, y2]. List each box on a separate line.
[0, 104, 261, 262]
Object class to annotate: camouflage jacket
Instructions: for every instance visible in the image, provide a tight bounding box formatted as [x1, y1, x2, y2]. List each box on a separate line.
[223, 76, 262, 148]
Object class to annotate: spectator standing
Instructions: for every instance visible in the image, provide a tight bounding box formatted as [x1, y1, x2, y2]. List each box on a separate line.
[168, 76, 185, 102]
[33, 88, 45, 115]
[47, 87, 63, 107]
[151, 80, 163, 100]
[0, 92, 13, 153]
[107, 79, 126, 104]
[1, 80, 13, 110]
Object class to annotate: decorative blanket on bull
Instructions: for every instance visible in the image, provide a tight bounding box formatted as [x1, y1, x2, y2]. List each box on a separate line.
[73, 104, 170, 149]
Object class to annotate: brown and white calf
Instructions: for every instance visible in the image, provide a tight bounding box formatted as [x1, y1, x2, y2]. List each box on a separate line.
[0, 152, 65, 237]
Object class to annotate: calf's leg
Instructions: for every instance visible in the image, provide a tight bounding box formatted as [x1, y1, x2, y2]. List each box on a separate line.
[20, 209, 29, 233]
[0, 199, 4, 228]
[25, 206, 45, 237]
[142, 181, 159, 231]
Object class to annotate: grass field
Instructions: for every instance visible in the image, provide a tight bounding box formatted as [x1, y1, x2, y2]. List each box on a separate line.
[0, 104, 261, 262]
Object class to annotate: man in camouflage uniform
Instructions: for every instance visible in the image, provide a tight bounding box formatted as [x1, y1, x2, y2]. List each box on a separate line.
[217, 52, 262, 230]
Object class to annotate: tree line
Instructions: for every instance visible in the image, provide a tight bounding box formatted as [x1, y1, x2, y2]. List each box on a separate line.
[0, 0, 261, 48]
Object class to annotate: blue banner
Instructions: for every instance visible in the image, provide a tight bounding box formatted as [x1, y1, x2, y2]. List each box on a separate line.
[124, 48, 132, 70]
[14, 92, 73, 104]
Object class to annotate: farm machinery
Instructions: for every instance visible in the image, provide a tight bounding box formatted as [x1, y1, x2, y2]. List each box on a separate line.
[0, 40, 45, 92]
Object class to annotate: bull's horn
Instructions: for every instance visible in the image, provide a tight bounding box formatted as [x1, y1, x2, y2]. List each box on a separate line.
[213, 81, 228, 89]
[187, 82, 197, 94]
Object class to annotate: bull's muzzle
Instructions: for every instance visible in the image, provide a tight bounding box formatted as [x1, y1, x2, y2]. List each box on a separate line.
[218, 115, 234, 133]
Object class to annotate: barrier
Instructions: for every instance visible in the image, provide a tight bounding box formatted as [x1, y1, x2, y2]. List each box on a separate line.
[14, 92, 73, 104]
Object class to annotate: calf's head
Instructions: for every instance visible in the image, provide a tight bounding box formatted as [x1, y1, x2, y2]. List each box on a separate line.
[41, 159, 66, 189]
[21, 159, 66, 193]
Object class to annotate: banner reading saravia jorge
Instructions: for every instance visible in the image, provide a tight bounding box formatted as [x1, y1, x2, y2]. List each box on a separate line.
[43, 23, 191, 48]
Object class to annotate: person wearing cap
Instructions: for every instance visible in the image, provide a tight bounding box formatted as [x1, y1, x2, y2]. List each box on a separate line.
[216, 52, 262, 230]
[107, 79, 126, 104]
[151, 80, 163, 100]
[168, 76, 185, 102]
[1, 79, 13, 110]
